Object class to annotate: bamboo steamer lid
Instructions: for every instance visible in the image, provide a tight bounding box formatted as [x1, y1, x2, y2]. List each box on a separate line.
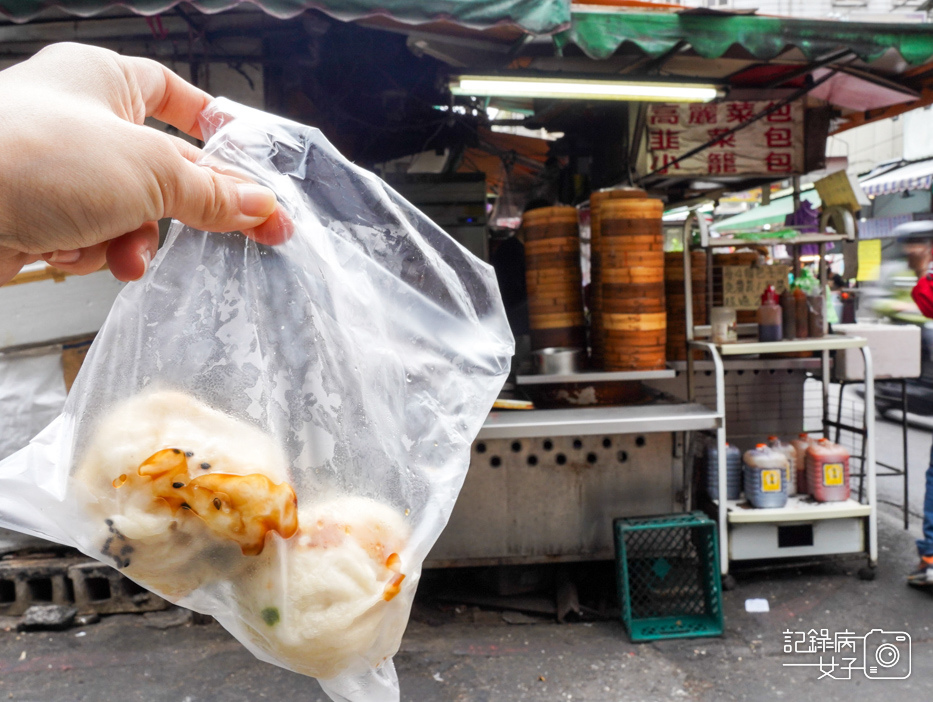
[522, 205, 578, 226]
[601, 221, 662, 240]
[600, 198, 664, 220]
[602, 281, 665, 299]
[601, 267, 665, 285]
[522, 206, 579, 242]
[528, 311, 586, 329]
[591, 187, 647, 204]
[605, 352, 666, 364]
[600, 249, 664, 266]
[602, 312, 666, 332]
[599, 234, 663, 249]
[526, 275, 581, 288]
[524, 237, 580, 255]
[525, 252, 584, 269]
[610, 351, 668, 365]
[604, 353, 666, 371]
[527, 264, 581, 276]
[602, 297, 666, 314]
[590, 187, 648, 238]
[603, 331, 667, 347]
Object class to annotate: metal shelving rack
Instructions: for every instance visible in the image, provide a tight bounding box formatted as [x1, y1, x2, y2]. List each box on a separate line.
[681, 213, 877, 580]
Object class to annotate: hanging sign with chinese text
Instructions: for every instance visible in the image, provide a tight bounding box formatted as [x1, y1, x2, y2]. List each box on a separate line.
[645, 101, 805, 177]
[722, 265, 791, 309]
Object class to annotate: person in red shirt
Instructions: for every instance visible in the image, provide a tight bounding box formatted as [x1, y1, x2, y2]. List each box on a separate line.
[908, 236, 933, 586]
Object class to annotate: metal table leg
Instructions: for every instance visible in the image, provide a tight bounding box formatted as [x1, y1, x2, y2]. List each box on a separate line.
[862, 347, 877, 568]
[901, 379, 909, 530]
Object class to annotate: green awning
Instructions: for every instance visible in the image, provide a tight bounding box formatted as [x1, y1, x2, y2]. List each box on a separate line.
[556, 10, 933, 65]
[0, 0, 569, 34]
[713, 190, 822, 232]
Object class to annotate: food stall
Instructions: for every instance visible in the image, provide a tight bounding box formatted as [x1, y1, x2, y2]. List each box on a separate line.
[2, 2, 933, 583]
[406, 7, 933, 575]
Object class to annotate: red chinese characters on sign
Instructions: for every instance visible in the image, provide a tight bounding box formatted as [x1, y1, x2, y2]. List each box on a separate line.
[726, 102, 755, 124]
[708, 152, 737, 174]
[645, 101, 803, 177]
[765, 127, 793, 148]
[766, 103, 793, 123]
[649, 129, 680, 151]
[766, 152, 793, 173]
[707, 128, 736, 149]
[651, 153, 682, 174]
[649, 105, 680, 125]
[688, 104, 717, 125]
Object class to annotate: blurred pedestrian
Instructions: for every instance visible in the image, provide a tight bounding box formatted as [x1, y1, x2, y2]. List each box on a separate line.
[908, 239, 933, 586]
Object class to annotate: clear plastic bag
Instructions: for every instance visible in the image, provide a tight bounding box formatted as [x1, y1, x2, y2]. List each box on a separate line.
[0, 98, 514, 701]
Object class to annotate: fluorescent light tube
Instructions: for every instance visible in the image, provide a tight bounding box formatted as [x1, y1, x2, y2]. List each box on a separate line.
[450, 76, 720, 103]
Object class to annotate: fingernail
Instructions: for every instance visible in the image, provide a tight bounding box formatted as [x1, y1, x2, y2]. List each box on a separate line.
[139, 249, 152, 277]
[237, 184, 277, 219]
[46, 250, 81, 264]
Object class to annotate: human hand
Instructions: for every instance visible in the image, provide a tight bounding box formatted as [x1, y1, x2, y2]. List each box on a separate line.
[0, 42, 292, 286]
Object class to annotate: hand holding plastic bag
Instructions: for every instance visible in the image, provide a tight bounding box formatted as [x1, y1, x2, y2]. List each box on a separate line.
[0, 98, 513, 701]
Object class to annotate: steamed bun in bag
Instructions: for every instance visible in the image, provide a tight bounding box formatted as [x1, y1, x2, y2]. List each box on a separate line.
[234, 496, 412, 680]
[73, 390, 298, 598]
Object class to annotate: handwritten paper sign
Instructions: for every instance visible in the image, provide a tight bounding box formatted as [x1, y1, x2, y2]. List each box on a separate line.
[722, 266, 791, 310]
[856, 239, 881, 282]
[646, 101, 805, 177]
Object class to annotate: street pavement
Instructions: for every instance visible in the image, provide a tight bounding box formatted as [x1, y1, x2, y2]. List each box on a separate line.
[0, 413, 931, 701]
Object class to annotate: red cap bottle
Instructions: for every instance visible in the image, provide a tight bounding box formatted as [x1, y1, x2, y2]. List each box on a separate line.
[757, 285, 782, 342]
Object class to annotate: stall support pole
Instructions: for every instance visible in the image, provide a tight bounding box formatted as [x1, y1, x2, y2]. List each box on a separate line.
[692, 341, 728, 576]
[713, 346, 728, 576]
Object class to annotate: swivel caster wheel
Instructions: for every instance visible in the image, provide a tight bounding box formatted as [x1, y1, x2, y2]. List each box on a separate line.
[857, 566, 876, 581]
[721, 574, 737, 591]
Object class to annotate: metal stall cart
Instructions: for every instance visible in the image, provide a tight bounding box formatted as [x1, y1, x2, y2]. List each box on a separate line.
[680, 214, 877, 582]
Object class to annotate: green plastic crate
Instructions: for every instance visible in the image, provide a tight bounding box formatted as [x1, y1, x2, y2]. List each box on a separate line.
[613, 512, 723, 642]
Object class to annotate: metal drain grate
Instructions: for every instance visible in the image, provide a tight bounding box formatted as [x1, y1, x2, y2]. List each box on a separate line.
[0, 555, 169, 617]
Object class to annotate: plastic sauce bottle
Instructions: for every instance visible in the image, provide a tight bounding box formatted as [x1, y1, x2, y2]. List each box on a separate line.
[767, 436, 798, 497]
[757, 285, 782, 342]
[794, 286, 809, 339]
[806, 438, 850, 502]
[780, 288, 796, 340]
[743, 444, 789, 508]
[706, 443, 742, 501]
[791, 433, 811, 494]
[807, 291, 825, 338]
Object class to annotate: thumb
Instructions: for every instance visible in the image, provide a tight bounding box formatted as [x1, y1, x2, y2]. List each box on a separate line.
[163, 155, 278, 234]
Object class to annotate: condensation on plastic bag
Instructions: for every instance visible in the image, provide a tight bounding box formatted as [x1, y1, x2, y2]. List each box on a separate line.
[0, 98, 514, 702]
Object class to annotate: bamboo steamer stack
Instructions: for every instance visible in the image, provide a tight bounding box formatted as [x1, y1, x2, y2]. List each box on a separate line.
[713, 251, 760, 324]
[589, 187, 648, 368]
[523, 206, 586, 351]
[665, 251, 708, 361]
[597, 197, 666, 370]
